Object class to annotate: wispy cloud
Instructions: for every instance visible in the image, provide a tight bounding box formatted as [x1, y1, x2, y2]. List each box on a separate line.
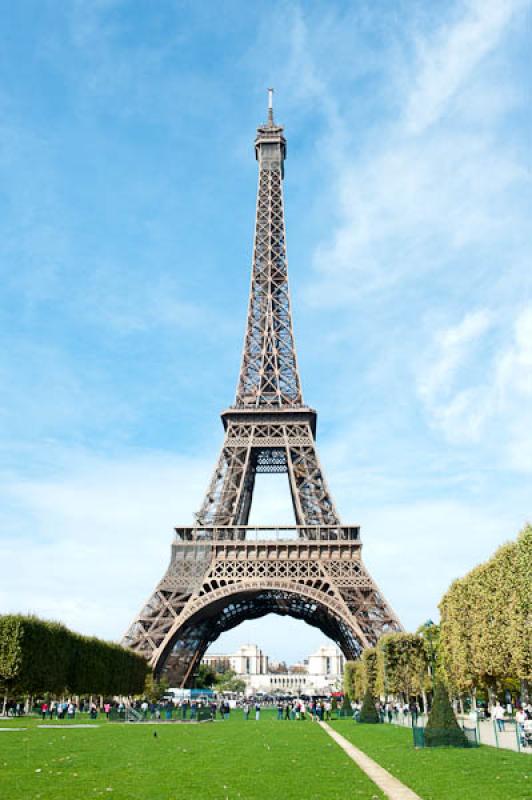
[418, 306, 532, 466]
[404, 0, 528, 134]
[303, 0, 530, 303]
[0, 447, 211, 639]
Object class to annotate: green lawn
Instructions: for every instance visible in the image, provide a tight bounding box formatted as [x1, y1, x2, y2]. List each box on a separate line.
[330, 720, 531, 800]
[0, 712, 385, 800]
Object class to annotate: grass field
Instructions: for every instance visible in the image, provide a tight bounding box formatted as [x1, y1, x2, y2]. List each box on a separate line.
[2, 713, 530, 800]
[331, 719, 531, 800]
[0, 712, 385, 800]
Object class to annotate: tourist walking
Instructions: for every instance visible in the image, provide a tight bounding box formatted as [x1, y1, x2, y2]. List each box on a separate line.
[255, 701, 260, 721]
[243, 700, 250, 720]
[41, 702, 48, 720]
[277, 701, 283, 720]
[493, 701, 505, 732]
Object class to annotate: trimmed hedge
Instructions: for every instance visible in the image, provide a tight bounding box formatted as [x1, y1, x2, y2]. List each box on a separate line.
[0, 614, 147, 696]
[359, 687, 380, 723]
[424, 681, 467, 747]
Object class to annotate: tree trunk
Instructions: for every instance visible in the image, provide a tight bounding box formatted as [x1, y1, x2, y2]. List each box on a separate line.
[2, 692, 7, 716]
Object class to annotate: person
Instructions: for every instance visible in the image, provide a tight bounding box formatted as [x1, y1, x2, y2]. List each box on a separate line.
[104, 702, 111, 719]
[408, 699, 418, 726]
[243, 700, 250, 720]
[324, 700, 331, 721]
[276, 700, 283, 720]
[90, 702, 98, 720]
[67, 702, 75, 720]
[224, 702, 230, 721]
[493, 701, 505, 732]
[284, 702, 290, 720]
[300, 700, 306, 720]
[255, 701, 260, 721]
[516, 707, 527, 745]
[41, 702, 48, 720]
[386, 701, 392, 724]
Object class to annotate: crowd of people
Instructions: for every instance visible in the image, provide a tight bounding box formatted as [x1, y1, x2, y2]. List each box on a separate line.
[4, 693, 531, 747]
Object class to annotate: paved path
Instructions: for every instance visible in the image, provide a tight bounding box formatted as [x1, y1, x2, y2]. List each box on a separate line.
[320, 721, 422, 800]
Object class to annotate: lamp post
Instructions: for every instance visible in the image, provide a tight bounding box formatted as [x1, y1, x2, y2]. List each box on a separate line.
[423, 619, 436, 695]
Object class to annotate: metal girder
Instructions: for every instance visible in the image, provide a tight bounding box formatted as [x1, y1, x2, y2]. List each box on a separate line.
[122, 98, 402, 684]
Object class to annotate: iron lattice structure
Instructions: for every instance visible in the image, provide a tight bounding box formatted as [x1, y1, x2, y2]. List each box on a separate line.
[123, 95, 401, 685]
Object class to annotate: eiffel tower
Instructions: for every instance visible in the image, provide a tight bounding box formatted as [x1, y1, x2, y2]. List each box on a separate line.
[123, 91, 401, 685]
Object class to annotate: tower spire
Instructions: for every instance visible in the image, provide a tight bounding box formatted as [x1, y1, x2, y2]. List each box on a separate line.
[268, 87, 274, 124]
[236, 95, 299, 407]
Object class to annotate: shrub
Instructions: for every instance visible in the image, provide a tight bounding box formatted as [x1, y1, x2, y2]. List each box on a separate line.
[359, 687, 379, 724]
[424, 681, 468, 747]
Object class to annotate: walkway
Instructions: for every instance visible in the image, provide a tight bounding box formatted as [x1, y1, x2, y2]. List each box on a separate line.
[320, 721, 422, 800]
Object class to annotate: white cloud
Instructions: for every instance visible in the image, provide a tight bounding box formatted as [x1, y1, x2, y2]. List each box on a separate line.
[404, 0, 527, 135]
[418, 306, 532, 465]
[359, 498, 528, 630]
[0, 449, 211, 640]
[418, 309, 493, 404]
[304, 0, 529, 305]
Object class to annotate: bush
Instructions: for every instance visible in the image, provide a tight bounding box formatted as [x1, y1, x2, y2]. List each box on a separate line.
[0, 614, 147, 698]
[359, 687, 379, 724]
[424, 681, 468, 747]
[340, 692, 352, 716]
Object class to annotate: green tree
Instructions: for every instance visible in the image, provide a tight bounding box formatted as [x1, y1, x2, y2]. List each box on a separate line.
[439, 524, 532, 698]
[143, 674, 169, 702]
[424, 681, 467, 747]
[362, 647, 383, 696]
[214, 670, 246, 693]
[380, 633, 428, 700]
[359, 687, 379, 724]
[343, 660, 365, 700]
[196, 664, 217, 688]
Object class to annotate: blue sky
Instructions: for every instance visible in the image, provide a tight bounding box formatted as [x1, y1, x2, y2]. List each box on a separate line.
[1, 0, 531, 663]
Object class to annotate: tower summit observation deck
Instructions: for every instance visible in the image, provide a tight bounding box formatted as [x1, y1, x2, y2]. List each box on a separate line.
[123, 92, 402, 686]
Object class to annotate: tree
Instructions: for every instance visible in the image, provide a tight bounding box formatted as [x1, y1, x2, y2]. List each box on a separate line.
[0, 614, 147, 700]
[424, 681, 467, 747]
[343, 660, 365, 701]
[359, 687, 379, 724]
[214, 670, 246, 694]
[362, 647, 384, 696]
[143, 674, 169, 702]
[196, 664, 216, 688]
[439, 525, 532, 698]
[380, 633, 428, 700]
[341, 692, 352, 716]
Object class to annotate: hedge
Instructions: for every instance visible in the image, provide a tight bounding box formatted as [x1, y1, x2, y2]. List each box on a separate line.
[0, 615, 147, 697]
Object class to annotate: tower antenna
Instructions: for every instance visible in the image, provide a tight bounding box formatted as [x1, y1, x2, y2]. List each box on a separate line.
[268, 87, 274, 124]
